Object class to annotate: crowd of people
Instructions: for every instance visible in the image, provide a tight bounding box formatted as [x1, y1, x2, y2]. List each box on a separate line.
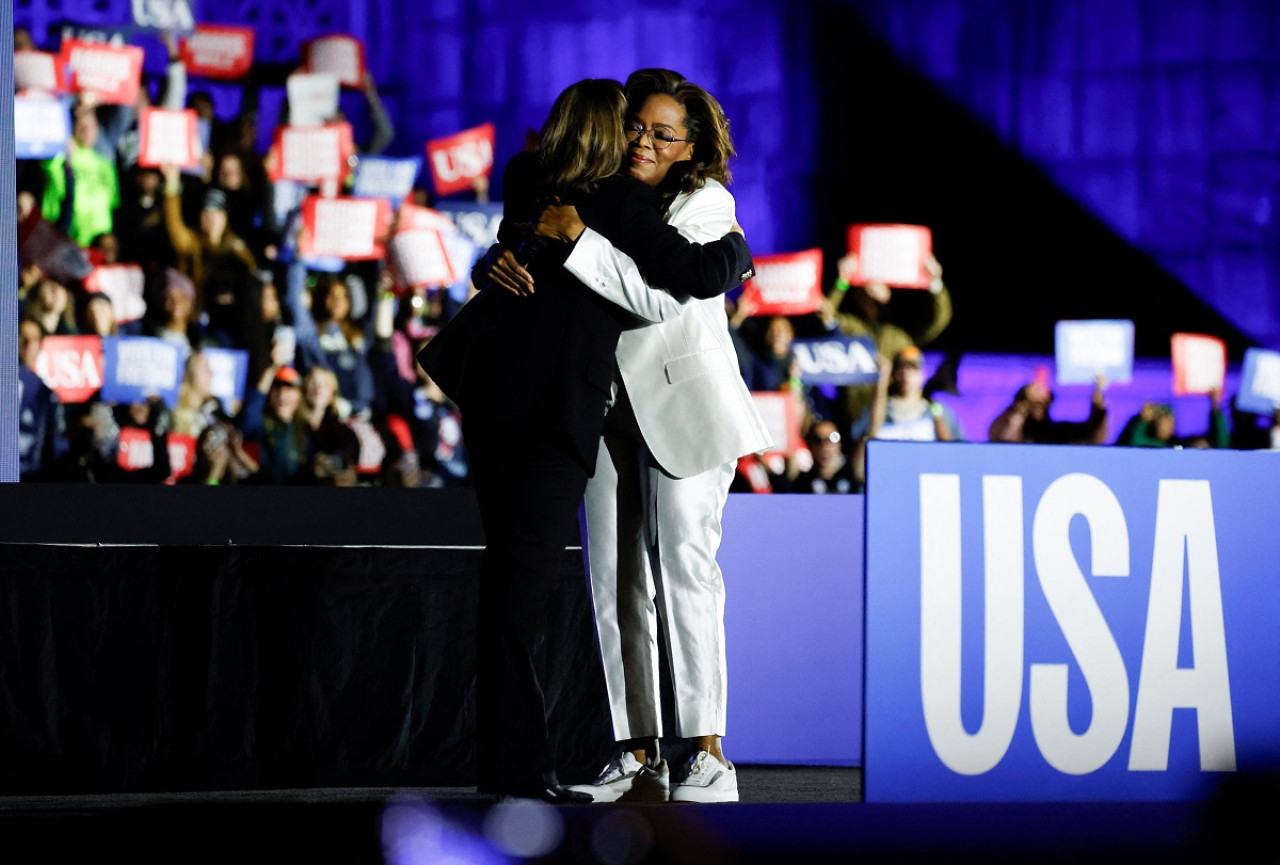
[15, 27, 1280, 491]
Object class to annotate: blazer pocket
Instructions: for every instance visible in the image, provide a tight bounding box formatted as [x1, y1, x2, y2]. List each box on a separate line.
[665, 347, 732, 384]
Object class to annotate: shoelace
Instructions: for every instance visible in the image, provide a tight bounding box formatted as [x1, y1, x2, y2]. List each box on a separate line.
[597, 754, 638, 783]
[688, 751, 712, 777]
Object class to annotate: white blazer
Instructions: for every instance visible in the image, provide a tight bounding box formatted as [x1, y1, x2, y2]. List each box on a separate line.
[564, 179, 774, 478]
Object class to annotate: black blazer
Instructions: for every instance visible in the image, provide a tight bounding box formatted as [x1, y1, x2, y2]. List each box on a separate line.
[421, 151, 754, 471]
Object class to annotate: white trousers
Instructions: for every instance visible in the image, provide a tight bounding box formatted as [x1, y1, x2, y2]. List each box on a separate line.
[583, 389, 733, 741]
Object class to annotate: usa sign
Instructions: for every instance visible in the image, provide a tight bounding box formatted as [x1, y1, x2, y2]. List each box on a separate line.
[426, 123, 495, 197]
[863, 440, 1278, 802]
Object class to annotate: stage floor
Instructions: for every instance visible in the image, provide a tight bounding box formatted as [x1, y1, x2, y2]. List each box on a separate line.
[0, 766, 1232, 863]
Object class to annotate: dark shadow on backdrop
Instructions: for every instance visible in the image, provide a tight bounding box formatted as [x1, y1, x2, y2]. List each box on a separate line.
[809, 2, 1253, 361]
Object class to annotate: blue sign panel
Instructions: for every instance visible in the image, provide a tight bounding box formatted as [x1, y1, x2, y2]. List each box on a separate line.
[353, 156, 423, 202]
[1054, 319, 1134, 385]
[792, 335, 879, 386]
[203, 347, 249, 409]
[14, 96, 71, 160]
[100, 336, 186, 407]
[1236, 347, 1280, 417]
[864, 440, 1279, 802]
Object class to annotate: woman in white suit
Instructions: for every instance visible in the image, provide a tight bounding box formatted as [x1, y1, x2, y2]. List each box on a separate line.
[493, 69, 772, 803]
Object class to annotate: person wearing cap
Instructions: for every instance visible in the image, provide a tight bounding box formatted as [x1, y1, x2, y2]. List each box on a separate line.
[239, 362, 314, 484]
[161, 164, 259, 314]
[869, 346, 963, 443]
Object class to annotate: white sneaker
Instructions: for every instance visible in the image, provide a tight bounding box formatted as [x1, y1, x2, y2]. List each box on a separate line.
[670, 750, 738, 803]
[567, 753, 670, 803]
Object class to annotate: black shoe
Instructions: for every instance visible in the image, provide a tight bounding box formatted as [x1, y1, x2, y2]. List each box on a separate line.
[495, 783, 593, 805]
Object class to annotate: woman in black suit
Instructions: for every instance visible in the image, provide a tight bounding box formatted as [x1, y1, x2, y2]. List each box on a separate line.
[420, 78, 753, 802]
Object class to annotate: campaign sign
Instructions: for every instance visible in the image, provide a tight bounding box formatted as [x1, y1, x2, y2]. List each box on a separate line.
[203, 347, 249, 409]
[1172, 333, 1226, 396]
[433, 201, 502, 248]
[863, 439, 1280, 802]
[738, 249, 824, 317]
[137, 107, 201, 169]
[426, 123, 496, 197]
[1054, 320, 1135, 386]
[388, 229, 457, 291]
[750, 391, 803, 455]
[14, 96, 71, 160]
[299, 195, 390, 260]
[846, 223, 933, 289]
[101, 336, 185, 407]
[61, 40, 144, 105]
[35, 335, 105, 403]
[180, 23, 255, 80]
[302, 34, 365, 89]
[131, 0, 197, 32]
[166, 433, 197, 483]
[270, 122, 353, 184]
[792, 335, 879, 386]
[85, 264, 147, 324]
[1235, 348, 1280, 416]
[353, 156, 422, 202]
[118, 427, 158, 471]
[399, 202, 459, 233]
[14, 51, 61, 93]
[286, 73, 339, 127]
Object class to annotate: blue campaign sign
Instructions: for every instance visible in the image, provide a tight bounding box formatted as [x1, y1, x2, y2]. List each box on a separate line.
[100, 336, 186, 408]
[864, 440, 1280, 802]
[1235, 347, 1280, 416]
[129, 0, 198, 33]
[1054, 319, 1134, 385]
[792, 335, 879, 385]
[14, 96, 71, 160]
[434, 201, 502, 249]
[353, 156, 423, 202]
[203, 347, 249, 410]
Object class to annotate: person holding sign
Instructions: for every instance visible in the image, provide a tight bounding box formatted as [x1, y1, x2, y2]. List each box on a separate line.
[819, 251, 952, 442]
[484, 70, 769, 804]
[420, 78, 753, 804]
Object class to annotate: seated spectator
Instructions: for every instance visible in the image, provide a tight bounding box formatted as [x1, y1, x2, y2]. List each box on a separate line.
[869, 347, 964, 442]
[41, 104, 119, 248]
[988, 373, 1108, 445]
[172, 350, 227, 440]
[289, 264, 376, 416]
[1117, 389, 1229, 449]
[180, 420, 258, 486]
[144, 268, 202, 350]
[161, 164, 259, 313]
[211, 151, 279, 260]
[792, 419, 859, 494]
[22, 276, 78, 336]
[300, 366, 361, 486]
[744, 314, 797, 392]
[18, 319, 61, 481]
[78, 292, 118, 337]
[241, 365, 313, 485]
[114, 165, 174, 268]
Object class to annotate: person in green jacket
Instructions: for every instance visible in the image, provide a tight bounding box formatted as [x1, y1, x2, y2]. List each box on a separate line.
[42, 106, 119, 248]
[1118, 388, 1231, 449]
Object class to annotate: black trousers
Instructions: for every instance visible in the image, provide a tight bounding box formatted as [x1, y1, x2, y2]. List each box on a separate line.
[463, 416, 591, 794]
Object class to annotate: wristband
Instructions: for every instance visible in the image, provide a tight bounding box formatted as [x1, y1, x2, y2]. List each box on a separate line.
[834, 278, 851, 293]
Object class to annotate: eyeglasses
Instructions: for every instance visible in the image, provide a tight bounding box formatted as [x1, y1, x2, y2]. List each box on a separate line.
[625, 122, 691, 151]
